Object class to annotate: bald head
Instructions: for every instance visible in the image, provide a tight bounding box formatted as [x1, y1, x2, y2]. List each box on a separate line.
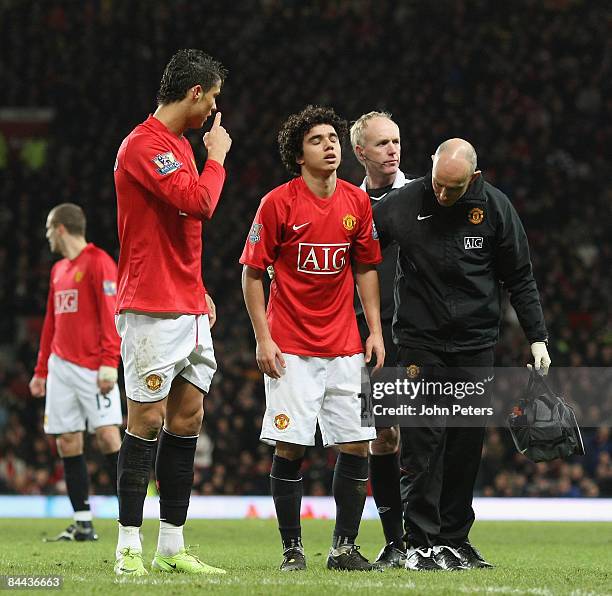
[434, 138, 477, 172]
[431, 138, 480, 207]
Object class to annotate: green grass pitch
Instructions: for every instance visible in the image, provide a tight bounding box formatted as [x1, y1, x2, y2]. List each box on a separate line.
[0, 519, 610, 595]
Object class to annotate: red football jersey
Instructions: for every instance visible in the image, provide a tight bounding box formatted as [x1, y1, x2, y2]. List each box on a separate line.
[114, 115, 226, 314]
[240, 177, 382, 357]
[34, 244, 121, 376]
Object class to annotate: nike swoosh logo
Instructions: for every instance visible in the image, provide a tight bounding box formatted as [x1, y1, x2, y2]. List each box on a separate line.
[377, 506, 391, 513]
[292, 222, 310, 230]
[417, 214, 433, 220]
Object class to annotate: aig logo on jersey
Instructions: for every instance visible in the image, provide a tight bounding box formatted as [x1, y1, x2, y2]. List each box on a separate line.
[464, 236, 483, 250]
[54, 290, 78, 314]
[152, 151, 182, 176]
[297, 242, 350, 275]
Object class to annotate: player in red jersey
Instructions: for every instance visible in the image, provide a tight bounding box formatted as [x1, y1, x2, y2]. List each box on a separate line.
[112, 49, 231, 577]
[29, 203, 122, 542]
[241, 106, 384, 572]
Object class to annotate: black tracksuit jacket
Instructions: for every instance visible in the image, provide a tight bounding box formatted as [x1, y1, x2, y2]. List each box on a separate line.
[373, 173, 547, 352]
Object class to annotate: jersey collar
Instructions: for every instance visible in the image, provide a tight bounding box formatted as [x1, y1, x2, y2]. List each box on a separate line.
[360, 169, 408, 197]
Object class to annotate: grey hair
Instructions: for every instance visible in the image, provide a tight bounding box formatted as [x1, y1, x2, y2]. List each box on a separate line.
[350, 111, 395, 159]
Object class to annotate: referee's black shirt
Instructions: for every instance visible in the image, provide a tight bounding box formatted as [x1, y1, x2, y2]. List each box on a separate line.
[373, 173, 547, 352]
[354, 183, 398, 323]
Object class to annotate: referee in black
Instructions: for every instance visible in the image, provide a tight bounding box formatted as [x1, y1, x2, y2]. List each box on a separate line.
[350, 111, 412, 568]
[373, 138, 551, 571]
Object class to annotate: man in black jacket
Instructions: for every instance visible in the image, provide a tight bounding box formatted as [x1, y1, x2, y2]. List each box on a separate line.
[373, 138, 551, 571]
[350, 111, 412, 568]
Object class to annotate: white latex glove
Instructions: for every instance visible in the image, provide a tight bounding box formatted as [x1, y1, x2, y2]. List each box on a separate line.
[528, 342, 551, 376]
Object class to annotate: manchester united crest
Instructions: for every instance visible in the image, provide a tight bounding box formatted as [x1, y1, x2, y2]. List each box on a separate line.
[74, 271, 84, 283]
[145, 373, 163, 392]
[342, 214, 357, 231]
[468, 207, 484, 225]
[274, 413, 290, 430]
[406, 364, 420, 379]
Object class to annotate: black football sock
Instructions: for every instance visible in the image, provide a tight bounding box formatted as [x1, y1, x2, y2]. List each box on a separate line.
[117, 432, 156, 527]
[369, 451, 404, 548]
[62, 454, 90, 515]
[332, 453, 369, 548]
[155, 428, 197, 527]
[104, 450, 119, 496]
[270, 455, 304, 550]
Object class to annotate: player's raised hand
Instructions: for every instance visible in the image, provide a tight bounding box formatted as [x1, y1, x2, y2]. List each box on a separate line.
[256, 337, 286, 379]
[365, 332, 386, 373]
[29, 375, 46, 398]
[203, 112, 232, 166]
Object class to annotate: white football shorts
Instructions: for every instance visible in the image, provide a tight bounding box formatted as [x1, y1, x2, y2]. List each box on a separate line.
[260, 353, 376, 447]
[44, 353, 122, 434]
[116, 312, 216, 402]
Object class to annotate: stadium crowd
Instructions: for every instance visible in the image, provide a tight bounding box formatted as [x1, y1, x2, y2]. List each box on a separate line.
[0, 0, 610, 499]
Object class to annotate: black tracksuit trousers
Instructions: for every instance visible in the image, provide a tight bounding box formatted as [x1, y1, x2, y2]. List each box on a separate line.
[396, 346, 494, 549]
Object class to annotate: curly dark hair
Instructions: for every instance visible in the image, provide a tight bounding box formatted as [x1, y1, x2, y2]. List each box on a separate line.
[277, 105, 348, 176]
[157, 49, 227, 105]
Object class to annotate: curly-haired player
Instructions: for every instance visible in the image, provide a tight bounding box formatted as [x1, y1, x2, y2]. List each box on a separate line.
[241, 105, 384, 572]
[277, 106, 348, 176]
